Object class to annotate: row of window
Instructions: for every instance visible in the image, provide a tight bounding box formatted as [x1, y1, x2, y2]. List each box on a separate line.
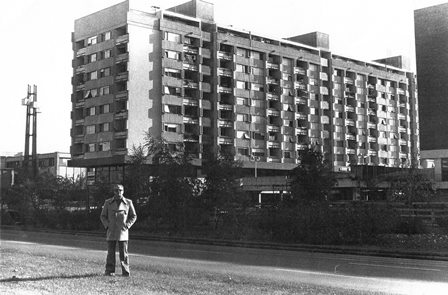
[84, 86, 110, 99]
[88, 67, 111, 81]
[86, 122, 111, 134]
[86, 31, 111, 46]
[88, 49, 112, 63]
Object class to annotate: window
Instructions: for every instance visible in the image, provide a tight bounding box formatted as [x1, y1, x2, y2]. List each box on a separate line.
[164, 86, 181, 96]
[442, 158, 448, 181]
[99, 86, 110, 96]
[237, 131, 250, 139]
[284, 151, 291, 158]
[98, 141, 110, 151]
[236, 64, 249, 73]
[164, 123, 179, 133]
[251, 67, 263, 76]
[251, 99, 264, 108]
[335, 154, 345, 162]
[87, 106, 95, 116]
[99, 122, 110, 132]
[99, 104, 109, 114]
[250, 51, 261, 59]
[236, 47, 248, 57]
[86, 125, 95, 134]
[103, 49, 112, 59]
[236, 81, 249, 90]
[89, 71, 98, 80]
[251, 83, 264, 92]
[164, 31, 181, 43]
[90, 88, 98, 98]
[100, 67, 111, 78]
[89, 53, 97, 63]
[165, 50, 181, 60]
[282, 58, 292, 66]
[87, 143, 95, 152]
[236, 113, 249, 122]
[237, 148, 249, 156]
[87, 36, 97, 46]
[236, 97, 248, 105]
[103, 31, 111, 41]
[252, 115, 263, 123]
[163, 104, 182, 114]
[164, 68, 181, 78]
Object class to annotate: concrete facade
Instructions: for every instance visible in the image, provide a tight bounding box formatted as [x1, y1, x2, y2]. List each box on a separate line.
[69, 0, 419, 181]
[415, 3, 448, 186]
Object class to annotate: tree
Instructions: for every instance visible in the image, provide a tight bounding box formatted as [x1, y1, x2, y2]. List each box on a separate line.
[202, 151, 249, 231]
[289, 147, 335, 205]
[140, 133, 201, 232]
[387, 168, 435, 204]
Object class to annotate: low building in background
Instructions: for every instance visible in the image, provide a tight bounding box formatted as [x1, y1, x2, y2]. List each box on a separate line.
[2, 152, 86, 181]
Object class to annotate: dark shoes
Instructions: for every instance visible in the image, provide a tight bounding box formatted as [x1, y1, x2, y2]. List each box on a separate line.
[105, 271, 130, 277]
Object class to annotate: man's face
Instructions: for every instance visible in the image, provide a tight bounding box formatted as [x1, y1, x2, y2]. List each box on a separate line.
[113, 185, 124, 198]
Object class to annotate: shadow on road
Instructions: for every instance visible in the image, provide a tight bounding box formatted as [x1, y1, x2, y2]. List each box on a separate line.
[0, 273, 102, 283]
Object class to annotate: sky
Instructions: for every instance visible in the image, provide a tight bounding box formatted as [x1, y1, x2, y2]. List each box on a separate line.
[1, 0, 447, 156]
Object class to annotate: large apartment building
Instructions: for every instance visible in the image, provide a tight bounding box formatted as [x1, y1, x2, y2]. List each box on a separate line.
[415, 3, 448, 185]
[70, 0, 419, 182]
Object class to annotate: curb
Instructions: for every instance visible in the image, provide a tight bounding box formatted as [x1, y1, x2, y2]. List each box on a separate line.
[3, 225, 448, 261]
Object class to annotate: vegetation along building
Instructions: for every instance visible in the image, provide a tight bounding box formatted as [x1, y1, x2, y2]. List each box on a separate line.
[70, 0, 420, 183]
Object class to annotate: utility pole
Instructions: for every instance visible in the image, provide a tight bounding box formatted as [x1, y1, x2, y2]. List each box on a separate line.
[22, 85, 38, 178]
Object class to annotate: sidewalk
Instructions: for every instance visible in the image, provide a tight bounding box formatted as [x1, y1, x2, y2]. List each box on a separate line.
[3, 225, 448, 261]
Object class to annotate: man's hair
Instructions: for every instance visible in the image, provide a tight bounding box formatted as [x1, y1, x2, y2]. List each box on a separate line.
[112, 184, 124, 190]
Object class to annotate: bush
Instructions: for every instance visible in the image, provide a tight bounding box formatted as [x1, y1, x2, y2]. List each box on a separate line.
[394, 217, 427, 234]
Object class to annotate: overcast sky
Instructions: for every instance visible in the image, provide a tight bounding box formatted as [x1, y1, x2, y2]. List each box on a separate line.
[1, 0, 446, 156]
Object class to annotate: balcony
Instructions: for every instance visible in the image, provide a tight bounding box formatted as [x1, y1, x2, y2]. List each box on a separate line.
[218, 137, 234, 145]
[266, 62, 279, 70]
[296, 128, 307, 136]
[218, 119, 233, 127]
[344, 77, 354, 85]
[75, 65, 86, 74]
[267, 109, 280, 116]
[266, 77, 279, 85]
[183, 63, 198, 71]
[76, 47, 86, 57]
[183, 45, 199, 54]
[184, 117, 199, 124]
[116, 34, 129, 45]
[218, 67, 233, 77]
[296, 97, 307, 105]
[294, 82, 307, 90]
[266, 93, 279, 100]
[218, 86, 232, 93]
[116, 52, 129, 63]
[183, 80, 198, 88]
[217, 51, 233, 60]
[115, 71, 128, 81]
[294, 67, 306, 75]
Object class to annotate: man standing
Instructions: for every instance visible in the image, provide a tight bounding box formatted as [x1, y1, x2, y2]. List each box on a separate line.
[100, 184, 137, 277]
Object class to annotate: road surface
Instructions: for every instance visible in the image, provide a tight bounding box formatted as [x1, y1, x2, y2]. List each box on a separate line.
[2, 228, 448, 294]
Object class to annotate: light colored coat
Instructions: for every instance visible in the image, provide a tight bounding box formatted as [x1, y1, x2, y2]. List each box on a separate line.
[100, 197, 137, 241]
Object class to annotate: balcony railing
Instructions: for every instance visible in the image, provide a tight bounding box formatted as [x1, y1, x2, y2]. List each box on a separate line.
[116, 34, 129, 45]
[218, 68, 233, 77]
[217, 51, 233, 60]
[294, 67, 306, 75]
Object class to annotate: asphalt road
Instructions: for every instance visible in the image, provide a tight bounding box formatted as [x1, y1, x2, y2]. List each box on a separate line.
[2, 229, 448, 294]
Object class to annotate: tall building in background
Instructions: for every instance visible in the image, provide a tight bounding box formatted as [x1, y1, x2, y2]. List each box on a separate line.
[70, 0, 419, 183]
[415, 3, 448, 185]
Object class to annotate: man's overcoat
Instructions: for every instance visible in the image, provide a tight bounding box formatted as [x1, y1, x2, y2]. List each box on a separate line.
[100, 197, 137, 241]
